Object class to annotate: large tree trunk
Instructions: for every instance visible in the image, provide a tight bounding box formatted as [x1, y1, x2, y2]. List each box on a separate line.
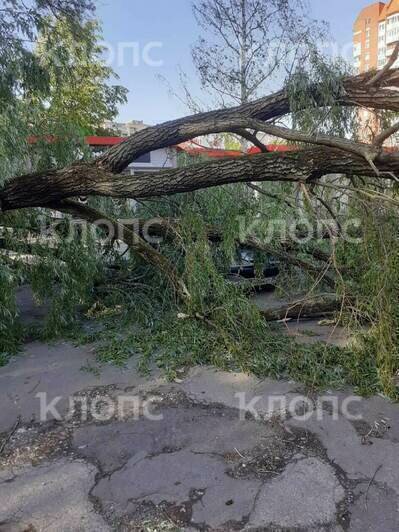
[96, 70, 399, 173]
[1, 65, 399, 297]
[2, 66, 399, 211]
[1, 148, 399, 212]
[259, 297, 341, 321]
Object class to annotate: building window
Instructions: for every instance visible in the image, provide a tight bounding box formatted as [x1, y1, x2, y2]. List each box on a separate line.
[353, 42, 362, 57]
[133, 153, 151, 164]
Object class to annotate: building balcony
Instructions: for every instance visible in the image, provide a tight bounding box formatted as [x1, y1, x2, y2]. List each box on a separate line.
[353, 43, 362, 57]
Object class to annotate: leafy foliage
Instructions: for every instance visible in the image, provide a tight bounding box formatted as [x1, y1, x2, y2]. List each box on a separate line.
[0, 0, 94, 105]
[0, 5, 126, 356]
[288, 49, 356, 138]
[337, 196, 399, 399]
[35, 18, 127, 133]
[1, 1, 398, 403]
[71, 240, 380, 397]
[29, 225, 104, 337]
[0, 261, 22, 363]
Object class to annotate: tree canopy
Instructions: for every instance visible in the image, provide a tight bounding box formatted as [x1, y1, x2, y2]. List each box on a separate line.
[1, 2, 399, 398]
[35, 18, 127, 133]
[0, 0, 95, 104]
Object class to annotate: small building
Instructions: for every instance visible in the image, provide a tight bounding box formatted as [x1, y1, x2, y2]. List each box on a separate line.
[102, 120, 150, 137]
[85, 136, 178, 174]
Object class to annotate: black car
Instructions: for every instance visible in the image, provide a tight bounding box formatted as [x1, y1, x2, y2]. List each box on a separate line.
[229, 247, 279, 279]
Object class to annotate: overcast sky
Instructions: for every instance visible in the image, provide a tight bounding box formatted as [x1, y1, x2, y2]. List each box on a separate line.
[96, 0, 370, 124]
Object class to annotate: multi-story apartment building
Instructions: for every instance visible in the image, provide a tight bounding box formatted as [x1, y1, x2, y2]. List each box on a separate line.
[353, 1, 399, 74]
[353, 1, 399, 144]
[103, 119, 149, 136]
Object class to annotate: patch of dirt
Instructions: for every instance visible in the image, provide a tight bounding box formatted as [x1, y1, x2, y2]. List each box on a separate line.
[351, 417, 391, 443]
[0, 422, 72, 468]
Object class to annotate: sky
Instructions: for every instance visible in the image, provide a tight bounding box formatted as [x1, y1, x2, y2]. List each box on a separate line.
[96, 0, 371, 125]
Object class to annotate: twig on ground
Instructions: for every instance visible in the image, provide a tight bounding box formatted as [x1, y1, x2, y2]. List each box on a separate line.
[0, 416, 21, 455]
[365, 464, 383, 510]
[234, 447, 246, 459]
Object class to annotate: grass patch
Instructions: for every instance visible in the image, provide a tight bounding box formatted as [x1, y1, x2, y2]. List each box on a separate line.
[63, 294, 380, 397]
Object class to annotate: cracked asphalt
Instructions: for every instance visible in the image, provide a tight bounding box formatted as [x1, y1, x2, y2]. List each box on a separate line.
[0, 288, 398, 531]
[1, 340, 399, 531]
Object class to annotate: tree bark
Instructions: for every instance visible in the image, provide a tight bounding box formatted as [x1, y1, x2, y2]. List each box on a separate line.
[259, 297, 340, 321]
[2, 148, 399, 212]
[96, 70, 399, 173]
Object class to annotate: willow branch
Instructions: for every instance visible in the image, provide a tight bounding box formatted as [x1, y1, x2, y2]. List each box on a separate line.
[49, 200, 190, 302]
[96, 69, 399, 173]
[246, 183, 295, 208]
[309, 191, 342, 234]
[366, 42, 399, 87]
[3, 148, 399, 212]
[373, 120, 399, 147]
[240, 119, 380, 163]
[232, 128, 269, 152]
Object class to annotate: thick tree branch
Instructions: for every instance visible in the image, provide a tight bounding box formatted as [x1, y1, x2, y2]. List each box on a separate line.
[241, 119, 379, 162]
[366, 42, 399, 87]
[2, 148, 399, 211]
[49, 200, 190, 301]
[259, 296, 341, 321]
[373, 120, 399, 147]
[95, 69, 399, 173]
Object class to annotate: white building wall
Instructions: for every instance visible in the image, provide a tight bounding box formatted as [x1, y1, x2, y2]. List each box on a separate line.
[128, 148, 177, 174]
[376, 16, 399, 70]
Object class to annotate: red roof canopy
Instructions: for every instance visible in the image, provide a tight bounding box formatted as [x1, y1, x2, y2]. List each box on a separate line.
[85, 136, 128, 146]
[28, 135, 295, 157]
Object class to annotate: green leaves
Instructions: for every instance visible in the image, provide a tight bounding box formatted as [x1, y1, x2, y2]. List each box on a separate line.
[0, 3, 126, 355]
[29, 228, 103, 337]
[0, 0, 94, 104]
[35, 18, 127, 133]
[287, 49, 355, 138]
[0, 261, 22, 361]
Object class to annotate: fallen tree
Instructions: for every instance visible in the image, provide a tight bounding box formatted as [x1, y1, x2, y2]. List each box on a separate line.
[2, 57, 399, 211]
[2, 48, 399, 303]
[7, 1, 399, 400]
[0, 47, 399, 296]
[2, 42, 399, 398]
[259, 296, 341, 322]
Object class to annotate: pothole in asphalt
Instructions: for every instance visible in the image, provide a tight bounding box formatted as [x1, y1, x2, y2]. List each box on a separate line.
[0, 387, 349, 531]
